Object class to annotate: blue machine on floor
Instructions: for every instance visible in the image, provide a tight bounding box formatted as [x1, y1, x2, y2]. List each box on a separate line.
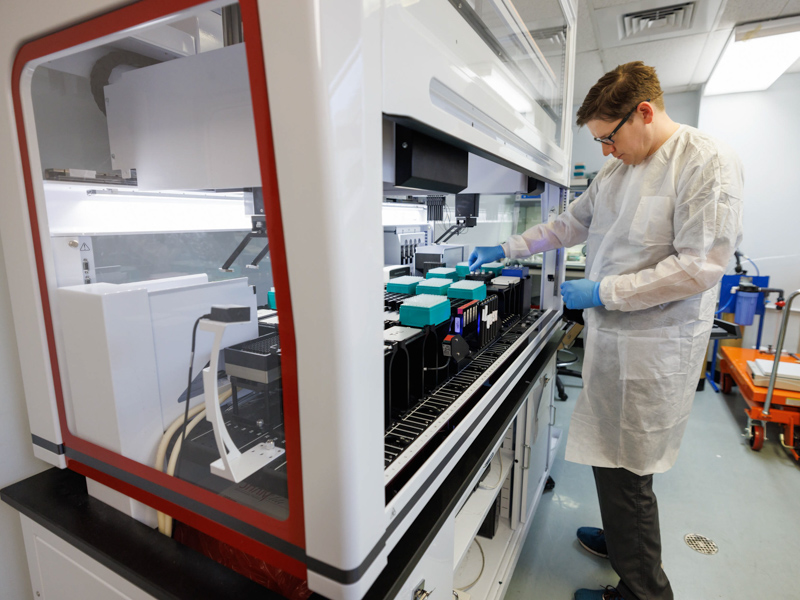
[707, 272, 779, 392]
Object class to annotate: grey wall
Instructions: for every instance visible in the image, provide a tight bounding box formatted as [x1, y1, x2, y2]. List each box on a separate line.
[699, 72, 800, 351]
[567, 75, 799, 352]
[570, 90, 702, 176]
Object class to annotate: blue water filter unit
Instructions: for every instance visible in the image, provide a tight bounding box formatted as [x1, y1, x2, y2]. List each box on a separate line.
[734, 291, 758, 325]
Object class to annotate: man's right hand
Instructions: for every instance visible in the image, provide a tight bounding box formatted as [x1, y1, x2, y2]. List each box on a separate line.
[468, 245, 505, 272]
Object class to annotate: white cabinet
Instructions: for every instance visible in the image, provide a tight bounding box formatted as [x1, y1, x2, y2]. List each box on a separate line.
[520, 359, 556, 525]
[19, 515, 157, 600]
[392, 518, 455, 600]
[105, 44, 261, 190]
[449, 355, 558, 600]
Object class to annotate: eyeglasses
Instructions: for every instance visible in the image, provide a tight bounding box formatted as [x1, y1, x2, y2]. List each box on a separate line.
[593, 99, 650, 145]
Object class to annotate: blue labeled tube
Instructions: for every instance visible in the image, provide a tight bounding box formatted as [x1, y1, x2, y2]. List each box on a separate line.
[734, 291, 758, 325]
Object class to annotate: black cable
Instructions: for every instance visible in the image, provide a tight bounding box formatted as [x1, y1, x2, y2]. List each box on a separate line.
[424, 359, 452, 371]
[421, 330, 432, 380]
[175, 313, 211, 478]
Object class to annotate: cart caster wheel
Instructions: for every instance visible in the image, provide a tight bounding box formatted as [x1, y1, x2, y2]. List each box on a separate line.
[749, 425, 764, 451]
[721, 374, 733, 394]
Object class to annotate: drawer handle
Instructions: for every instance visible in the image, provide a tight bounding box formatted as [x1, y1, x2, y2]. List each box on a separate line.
[522, 444, 531, 470]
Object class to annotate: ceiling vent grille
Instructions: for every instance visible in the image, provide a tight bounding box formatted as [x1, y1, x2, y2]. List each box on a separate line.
[530, 26, 567, 48]
[621, 2, 695, 40]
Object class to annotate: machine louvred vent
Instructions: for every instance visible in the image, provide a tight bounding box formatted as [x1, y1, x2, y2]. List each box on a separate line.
[621, 2, 695, 40]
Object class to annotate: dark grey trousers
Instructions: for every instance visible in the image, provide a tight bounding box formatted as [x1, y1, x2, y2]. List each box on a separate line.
[592, 466, 674, 600]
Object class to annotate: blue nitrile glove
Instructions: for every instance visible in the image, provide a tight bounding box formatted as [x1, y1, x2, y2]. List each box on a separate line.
[468, 245, 505, 272]
[560, 279, 602, 310]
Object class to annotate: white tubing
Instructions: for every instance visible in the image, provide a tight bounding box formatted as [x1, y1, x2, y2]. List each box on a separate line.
[155, 386, 232, 472]
[155, 387, 232, 536]
[160, 409, 209, 536]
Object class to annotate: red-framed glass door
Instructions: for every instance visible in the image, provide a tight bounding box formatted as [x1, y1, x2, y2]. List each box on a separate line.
[12, 0, 305, 578]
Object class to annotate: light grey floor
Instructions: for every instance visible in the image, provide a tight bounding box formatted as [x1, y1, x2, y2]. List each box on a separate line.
[505, 347, 800, 599]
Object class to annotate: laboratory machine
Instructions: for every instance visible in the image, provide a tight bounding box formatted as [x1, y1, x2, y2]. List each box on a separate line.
[0, 0, 577, 598]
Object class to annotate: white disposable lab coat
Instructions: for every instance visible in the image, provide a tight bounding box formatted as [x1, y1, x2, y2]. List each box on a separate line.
[502, 125, 743, 475]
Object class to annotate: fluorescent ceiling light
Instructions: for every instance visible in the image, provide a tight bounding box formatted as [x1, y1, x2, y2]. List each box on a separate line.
[704, 16, 800, 96]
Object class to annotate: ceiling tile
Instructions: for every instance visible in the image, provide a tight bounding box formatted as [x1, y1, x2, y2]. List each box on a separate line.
[572, 50, 606, 104]
[576, 0, 598, 53]
[600, 34, 709, 92]
[689, 28, 731, 85]
[590, 0, 634, 8]
[715, 0, 789, 29]
[515, 1, 565, 21]
[782, 0, 800, 15]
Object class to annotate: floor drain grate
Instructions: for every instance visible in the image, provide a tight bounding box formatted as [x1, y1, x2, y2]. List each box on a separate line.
[684, 533, 718, 555]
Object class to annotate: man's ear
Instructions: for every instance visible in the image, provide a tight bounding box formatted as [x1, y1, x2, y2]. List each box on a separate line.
[639, 101, 655, 125]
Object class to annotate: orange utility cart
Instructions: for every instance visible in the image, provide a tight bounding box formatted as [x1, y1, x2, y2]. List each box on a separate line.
[718, 347, 800, 458]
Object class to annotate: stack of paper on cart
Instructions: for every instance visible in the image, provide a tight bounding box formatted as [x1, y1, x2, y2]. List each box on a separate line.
[746, 359, 800, 392]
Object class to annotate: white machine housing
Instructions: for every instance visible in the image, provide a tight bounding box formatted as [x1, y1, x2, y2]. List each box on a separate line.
[0, 0, 576, 599]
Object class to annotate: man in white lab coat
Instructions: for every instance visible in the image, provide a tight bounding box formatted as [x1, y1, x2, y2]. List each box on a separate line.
[469, 62, 743, 600]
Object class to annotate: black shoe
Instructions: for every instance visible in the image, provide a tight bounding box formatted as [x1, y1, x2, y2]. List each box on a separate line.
[574, 585, 621, 599]
[576, 526, 608, 559]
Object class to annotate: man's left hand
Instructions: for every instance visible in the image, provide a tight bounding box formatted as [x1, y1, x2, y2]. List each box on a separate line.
[560, 279, 603, 310]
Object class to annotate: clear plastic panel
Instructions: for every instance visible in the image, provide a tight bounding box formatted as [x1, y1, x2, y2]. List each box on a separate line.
[26, 2, 289, 521]
[513, 194, 584, 276]
[454, 0, 567, 145]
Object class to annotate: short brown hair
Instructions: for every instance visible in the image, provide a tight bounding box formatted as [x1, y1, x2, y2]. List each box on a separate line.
[576, 61, 664, 126]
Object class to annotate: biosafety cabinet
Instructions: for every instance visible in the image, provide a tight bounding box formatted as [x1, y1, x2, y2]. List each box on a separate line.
[1, 0, 576, 599]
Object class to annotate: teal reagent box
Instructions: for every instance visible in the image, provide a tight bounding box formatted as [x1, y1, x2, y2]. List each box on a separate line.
[415, 278, 453, 296]
[426, 267, 457, 279]
[448, 280, 487, 301]
[386, 275, 425, 295]
[399, 295, 451, 327]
